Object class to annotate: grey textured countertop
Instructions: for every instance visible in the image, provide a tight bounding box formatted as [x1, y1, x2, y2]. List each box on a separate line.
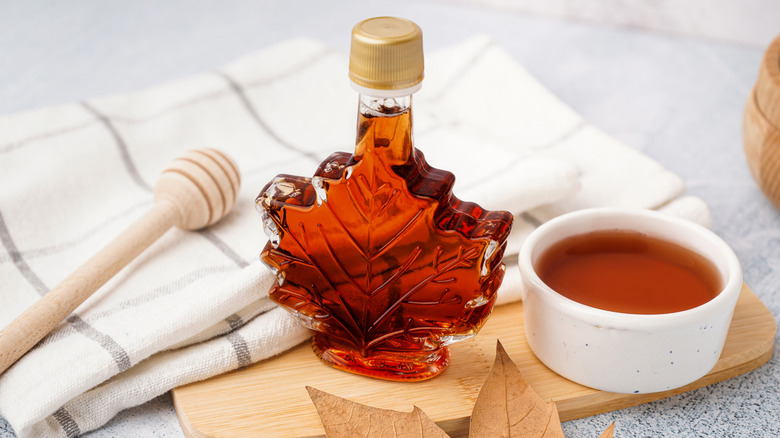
[1, 1, 778, 437]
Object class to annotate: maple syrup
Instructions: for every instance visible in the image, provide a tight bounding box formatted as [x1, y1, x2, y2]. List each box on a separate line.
[256, 17, 513, 380]
[536, 230, 722, 314]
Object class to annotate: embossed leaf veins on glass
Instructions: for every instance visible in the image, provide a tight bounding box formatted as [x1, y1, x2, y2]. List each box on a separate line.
[257, 101, 513, 381]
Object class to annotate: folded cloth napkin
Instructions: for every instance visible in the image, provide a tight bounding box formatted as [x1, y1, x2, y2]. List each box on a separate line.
[0, 36, 710, 437]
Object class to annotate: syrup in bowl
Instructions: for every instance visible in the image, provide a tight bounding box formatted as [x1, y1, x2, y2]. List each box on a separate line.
[535, 230, 723, 315]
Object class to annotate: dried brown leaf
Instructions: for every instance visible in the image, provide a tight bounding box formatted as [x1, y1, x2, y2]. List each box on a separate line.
[598, 422, 616, 438]
[306, 386, 450, 438]
[468, 340, 565, 438]
[306, 342, 617, 438]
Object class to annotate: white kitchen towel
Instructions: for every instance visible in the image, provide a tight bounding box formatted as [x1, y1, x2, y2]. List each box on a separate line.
[0, 36, 709, 437]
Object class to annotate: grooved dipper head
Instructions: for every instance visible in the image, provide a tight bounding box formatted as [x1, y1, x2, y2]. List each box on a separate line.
[154, 148, 241, 230]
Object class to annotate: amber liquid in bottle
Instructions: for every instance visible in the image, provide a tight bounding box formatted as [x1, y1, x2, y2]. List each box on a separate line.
[257, 95, 513, 380]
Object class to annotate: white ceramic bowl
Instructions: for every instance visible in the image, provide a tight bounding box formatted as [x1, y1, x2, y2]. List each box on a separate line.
[518, 208, 742, 394]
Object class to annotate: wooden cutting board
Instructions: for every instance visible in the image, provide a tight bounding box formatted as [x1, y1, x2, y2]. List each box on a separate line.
[172, 284, 775, 437]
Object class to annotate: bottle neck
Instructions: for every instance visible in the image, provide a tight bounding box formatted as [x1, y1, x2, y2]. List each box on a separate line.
[359, 94, 411, 116]
[354, 93, 414, 164]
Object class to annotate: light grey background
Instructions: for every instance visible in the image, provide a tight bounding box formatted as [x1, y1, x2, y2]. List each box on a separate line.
[1, 1, 777, 436]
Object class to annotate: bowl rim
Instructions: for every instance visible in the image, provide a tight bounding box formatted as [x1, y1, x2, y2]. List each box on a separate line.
[518, 207, 743, 330]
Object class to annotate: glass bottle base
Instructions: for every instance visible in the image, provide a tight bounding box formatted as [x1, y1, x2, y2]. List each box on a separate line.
[311, 334, 450, 381]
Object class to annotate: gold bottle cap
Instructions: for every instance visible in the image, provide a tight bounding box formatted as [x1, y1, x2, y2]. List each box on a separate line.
[349, 17, 424, 92]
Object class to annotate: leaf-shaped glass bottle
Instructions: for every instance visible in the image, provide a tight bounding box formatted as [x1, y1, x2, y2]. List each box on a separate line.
[256, 17, 513, 380]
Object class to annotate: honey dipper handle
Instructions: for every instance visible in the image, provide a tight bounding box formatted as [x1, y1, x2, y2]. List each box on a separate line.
[0, 200, 179, 375]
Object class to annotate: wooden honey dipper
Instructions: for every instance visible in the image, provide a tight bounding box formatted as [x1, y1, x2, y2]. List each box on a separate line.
[0, 148, 241, 375]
